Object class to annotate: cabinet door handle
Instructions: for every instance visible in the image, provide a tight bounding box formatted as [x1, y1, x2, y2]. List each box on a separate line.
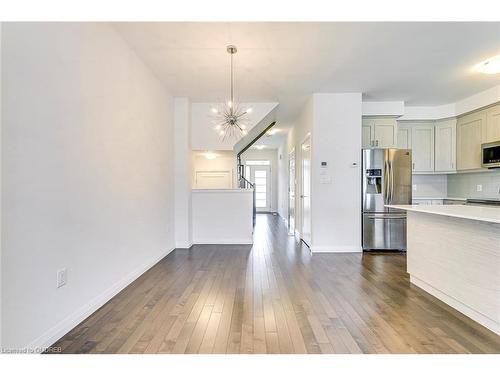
[376, 140, 379, 147]
[412, 162, 415, 170]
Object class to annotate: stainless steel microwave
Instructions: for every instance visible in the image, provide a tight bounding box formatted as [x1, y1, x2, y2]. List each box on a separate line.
[482, 141, 500, 169]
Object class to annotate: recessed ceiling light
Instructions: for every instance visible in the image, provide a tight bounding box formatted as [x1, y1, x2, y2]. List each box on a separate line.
[254, 145, 265, 150]
[204, 152, 217, 160]
[474, 55, 500, 74]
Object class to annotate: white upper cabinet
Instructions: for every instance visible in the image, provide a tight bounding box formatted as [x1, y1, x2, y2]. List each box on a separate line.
[434, 118, 456, 172]
[362, 117, 397, 148]
[397, 121, 435, 173]
[397, 125, 412, 149]
[485, 104, 500, 143]
[362, 122, 373, 148]
[456, 110, 485, 171]
[411, 123, 435, 173]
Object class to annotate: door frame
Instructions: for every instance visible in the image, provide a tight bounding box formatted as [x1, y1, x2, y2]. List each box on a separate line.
[300, 134, 312, 247]
[288, 147, 296, 235]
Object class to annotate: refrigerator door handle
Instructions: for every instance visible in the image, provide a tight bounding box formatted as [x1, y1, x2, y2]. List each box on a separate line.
[390, 161, 395, 203]
[383, 160, 389, 204]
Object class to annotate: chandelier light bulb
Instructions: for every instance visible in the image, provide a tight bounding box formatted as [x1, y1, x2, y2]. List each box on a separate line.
[242, 130, 248, 135]
[241, 125, 246, 130]
[227, 100, 233, 108]
[211, 107, 218, 114]
[214, 125, 222, 130]
[246, 107, 253, 114]
[219, 130, 225, 136]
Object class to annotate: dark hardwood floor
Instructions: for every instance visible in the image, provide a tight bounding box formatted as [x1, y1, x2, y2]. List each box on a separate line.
[51, 213, 500, 354]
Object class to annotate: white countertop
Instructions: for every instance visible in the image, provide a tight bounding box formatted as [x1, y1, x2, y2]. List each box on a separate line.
[192, 188, 253, 193]
[386, 204, 500, 224]
[412, 197, 466, 201]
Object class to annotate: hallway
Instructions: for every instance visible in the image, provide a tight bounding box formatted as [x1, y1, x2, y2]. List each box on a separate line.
[52, 214, 500, 354]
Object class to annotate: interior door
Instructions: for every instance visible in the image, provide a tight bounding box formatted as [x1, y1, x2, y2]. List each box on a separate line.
[288, 149, 296, 235]
[301, 137, 312, 246]
[250, 166, 271, 212]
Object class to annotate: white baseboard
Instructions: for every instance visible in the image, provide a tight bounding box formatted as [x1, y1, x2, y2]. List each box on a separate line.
[175, 241, 193, 249]
[193, 238, 253, 245]
[410, 275, 500, 336]
[27, 247, 175, 351]
[310, 245, 363, 253]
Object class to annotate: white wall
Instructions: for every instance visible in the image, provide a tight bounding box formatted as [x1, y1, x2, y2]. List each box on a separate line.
[276, 94, 362, 252]
[1, 23, 175, 349]
[174, 98, 192, 248]
[192, 151, 237, 188]
[277, 144, 288, 220]
[190, 102, 278, 151]
[191, 190, 253, 244]
[0, 22, 3, 347]
[310, 93, 362, 252]
[283, 99, 313, 237]
[240, 148, 279, 212]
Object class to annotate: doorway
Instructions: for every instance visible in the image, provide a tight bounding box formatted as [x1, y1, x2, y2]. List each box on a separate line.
[288, 148, 296, 235]
[249, 165, 272, 212]
[300, 136, 312, 246]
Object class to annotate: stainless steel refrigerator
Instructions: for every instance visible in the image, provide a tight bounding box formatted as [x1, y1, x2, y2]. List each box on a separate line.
[362, 148, 412, 251]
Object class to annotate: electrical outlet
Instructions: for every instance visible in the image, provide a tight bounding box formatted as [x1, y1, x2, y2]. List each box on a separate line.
[57, 268, 67, 288]
[412, 184, 417, 191]
[476, 184, 483, 192]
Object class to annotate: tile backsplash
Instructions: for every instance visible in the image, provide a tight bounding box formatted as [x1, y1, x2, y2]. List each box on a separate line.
[412, 174, 448, 198]
[447, 170, 500, 199]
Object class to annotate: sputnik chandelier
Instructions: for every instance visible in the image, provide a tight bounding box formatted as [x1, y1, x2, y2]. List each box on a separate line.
[211, 45, 252, 141]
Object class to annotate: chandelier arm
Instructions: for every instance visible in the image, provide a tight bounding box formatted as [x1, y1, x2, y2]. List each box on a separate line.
[234, 111, 248, 119]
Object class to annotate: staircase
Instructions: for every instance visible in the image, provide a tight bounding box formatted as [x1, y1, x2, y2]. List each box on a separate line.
[234, 105, 278, 226]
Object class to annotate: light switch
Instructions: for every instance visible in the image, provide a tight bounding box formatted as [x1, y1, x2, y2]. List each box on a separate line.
[412, 184, 417, 191]
[477, 184, 483, 192]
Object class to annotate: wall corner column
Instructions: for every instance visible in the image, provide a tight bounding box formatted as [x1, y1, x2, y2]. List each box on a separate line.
[174, 97, 193, 248]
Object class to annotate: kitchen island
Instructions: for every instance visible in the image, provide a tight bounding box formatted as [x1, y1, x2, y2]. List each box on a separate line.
[386, 204, 500, 335]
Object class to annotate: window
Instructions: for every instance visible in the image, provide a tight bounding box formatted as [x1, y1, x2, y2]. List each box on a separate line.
[254, 169, 267, 208]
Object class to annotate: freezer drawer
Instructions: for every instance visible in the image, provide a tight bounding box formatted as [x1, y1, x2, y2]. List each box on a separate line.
[362, 213, 406, 251]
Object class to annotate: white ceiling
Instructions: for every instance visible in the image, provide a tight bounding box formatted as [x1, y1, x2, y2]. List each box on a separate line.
[252, 131, 287, 149]
[114, 22, 500, 124]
